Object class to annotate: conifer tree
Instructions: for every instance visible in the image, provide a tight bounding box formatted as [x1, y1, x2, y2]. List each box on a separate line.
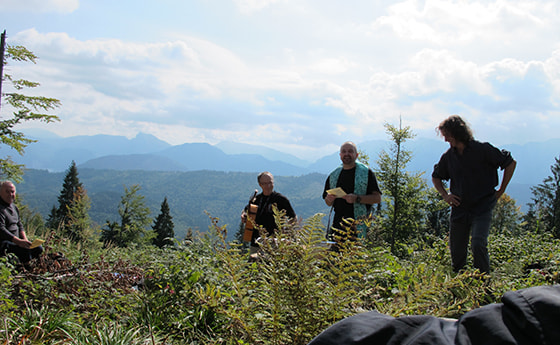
[46, 206, 57, 229]
[46, 161, 84, 236]
[65, 185, 92, 243]
[101, 184, 151, 247]
[1, 35, 60, 181]
[526, 156, 560, 237]
[185, 227, 193, 243]
[152, 197, 175, 248]
[375, 121, 428, 254]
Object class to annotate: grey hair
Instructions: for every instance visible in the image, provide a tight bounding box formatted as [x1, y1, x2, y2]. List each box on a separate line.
[257, 171, 273, 183]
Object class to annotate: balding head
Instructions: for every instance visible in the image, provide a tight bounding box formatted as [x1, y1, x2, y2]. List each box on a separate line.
[339, 141, 358, 168]
[0, 181, 16, 205]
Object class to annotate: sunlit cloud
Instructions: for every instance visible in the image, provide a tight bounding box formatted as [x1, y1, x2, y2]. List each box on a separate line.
[0, 0, 79, 13]
[2, 0, 560, 160]
[233, 0, 285, 14]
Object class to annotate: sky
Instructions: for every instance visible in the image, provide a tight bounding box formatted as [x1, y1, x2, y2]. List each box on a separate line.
[1, 0, 559, 161]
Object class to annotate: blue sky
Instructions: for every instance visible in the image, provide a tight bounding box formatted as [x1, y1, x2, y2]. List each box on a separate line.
[1, 0, 559, 160]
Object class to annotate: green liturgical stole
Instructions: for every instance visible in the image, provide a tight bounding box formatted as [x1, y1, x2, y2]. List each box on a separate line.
[328, 161, 369, 238]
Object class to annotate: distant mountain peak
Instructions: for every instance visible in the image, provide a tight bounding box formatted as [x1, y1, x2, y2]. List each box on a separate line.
[133, 132, 165, 141]
[22, 128, 62, 139]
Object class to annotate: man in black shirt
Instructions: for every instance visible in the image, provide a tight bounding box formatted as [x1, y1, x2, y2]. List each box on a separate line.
[323, 141, 381, 243]
[432, 115, 516, 273]
[242, 172, 296, 255]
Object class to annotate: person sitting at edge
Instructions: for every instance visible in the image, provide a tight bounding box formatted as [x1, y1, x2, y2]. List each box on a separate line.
[323, 141, 381, 246]
[241, 171, 296, 255]
[0, 180, 43, 268]
[432, 115, 516, 274]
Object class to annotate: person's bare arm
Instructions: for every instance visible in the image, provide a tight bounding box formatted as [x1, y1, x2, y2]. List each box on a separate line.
[12, 235, 31, 249]
[432, 177, 461, 207]
[344, 192, 381, 205]
[496, 160, 516, 199]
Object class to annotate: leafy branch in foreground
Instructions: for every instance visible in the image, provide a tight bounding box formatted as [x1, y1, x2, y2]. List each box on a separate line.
[1, 42, 60, 181]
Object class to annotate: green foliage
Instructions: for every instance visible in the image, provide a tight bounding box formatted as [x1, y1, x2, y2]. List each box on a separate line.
[139, 251, 225, 342]
[2, 303, 76, 344]
[68, 322, 159, 345]
[64, 185, 93, 243]
[18, 169, 331, 241]
[0, 257, 16, 315]
[527, 156, 560, 237]
[1, 43, 60, 181]
[15, 194, 47, 238]
[101, 184, 151, 247]
[490, 232, 560, 287]
[152, 197, 175, 248]
[492, 193, 523, 235]
[1, 208, 559, 344]
[375, 121, 428, 253]
[357, 149, 370, 166]
[46, 161, 90, 243]
[423, 187, 450, 238]
[197, 210, 374, 345]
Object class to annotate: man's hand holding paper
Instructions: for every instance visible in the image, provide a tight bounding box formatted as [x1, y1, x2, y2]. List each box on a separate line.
[30, 239, 44, 249]
[326, 187, 346, 198]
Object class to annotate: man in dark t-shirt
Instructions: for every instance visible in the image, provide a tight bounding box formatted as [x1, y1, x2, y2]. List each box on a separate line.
[242, 172, 296, 255]
[432, 115, 516, 273]
[323, 141, 381, 242]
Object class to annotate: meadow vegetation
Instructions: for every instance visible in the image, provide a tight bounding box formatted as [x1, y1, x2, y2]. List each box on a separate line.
[1, 208, 558, 344]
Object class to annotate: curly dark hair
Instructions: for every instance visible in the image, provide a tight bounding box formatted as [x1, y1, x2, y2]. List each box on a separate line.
[436, 115, 473, 144]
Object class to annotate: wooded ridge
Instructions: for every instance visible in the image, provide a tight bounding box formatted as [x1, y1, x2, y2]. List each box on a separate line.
[18, 169, 330, 240]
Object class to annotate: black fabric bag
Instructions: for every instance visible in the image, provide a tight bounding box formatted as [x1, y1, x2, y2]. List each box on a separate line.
[308, 284, 560, 345]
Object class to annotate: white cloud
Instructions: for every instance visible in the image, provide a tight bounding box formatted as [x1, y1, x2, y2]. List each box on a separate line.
[4, 1, 560, 160]
[233, 0, 284, 14]
[374, 0, 542, 44]
[371, 0, 560, 62]
[0, 0, 78, 13]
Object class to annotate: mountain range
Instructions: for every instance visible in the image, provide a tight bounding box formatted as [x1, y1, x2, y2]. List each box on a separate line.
[9, 129, 560, 210]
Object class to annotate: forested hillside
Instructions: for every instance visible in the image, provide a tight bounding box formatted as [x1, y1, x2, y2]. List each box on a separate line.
[17, 168, 329, 239]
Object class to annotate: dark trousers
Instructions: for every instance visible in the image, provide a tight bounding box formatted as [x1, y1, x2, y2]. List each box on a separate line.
[0, 240, 43, 264]
[449, 209, 493, 273]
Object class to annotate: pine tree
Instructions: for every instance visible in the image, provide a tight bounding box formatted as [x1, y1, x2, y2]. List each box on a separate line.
[46, 161, 84, 238]
[185, 227, 193, 243]
[152, 197, 175, 248]
[100, 221, 119, 246]
[45, 206, 57, 230]
[375, 121, 428, 254]
[526, 156, 560, 238]
[101, 184, 151, 247]
[65, 185, 92, 243]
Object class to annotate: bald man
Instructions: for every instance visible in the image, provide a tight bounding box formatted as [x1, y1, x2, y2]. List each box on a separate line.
[323, 142, 381, 243]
